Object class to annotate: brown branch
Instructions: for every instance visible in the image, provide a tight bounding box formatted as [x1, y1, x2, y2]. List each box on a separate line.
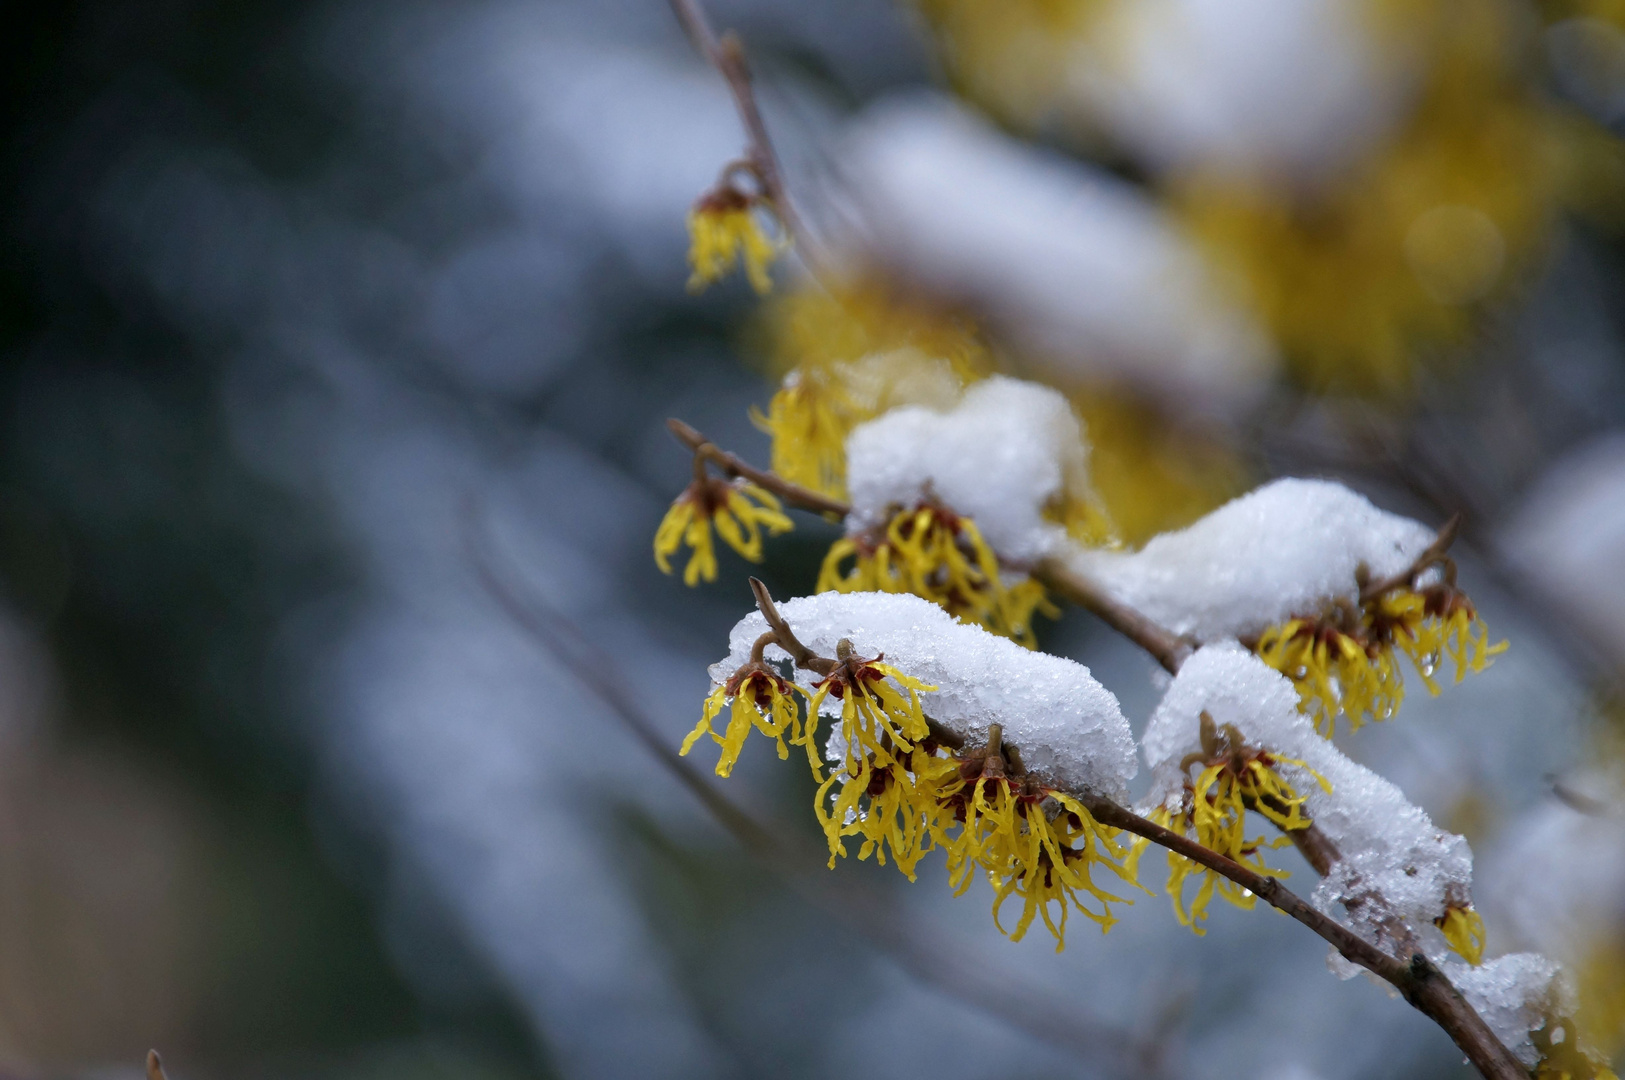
[462, 497, 1163, 1077]
[657, 422, 1520, 1076]
[666, 0, 827, 275]
[1079, 796, 1530, 1080]
[1033, 556, 1192, 675]
[668, 418, 849, 517]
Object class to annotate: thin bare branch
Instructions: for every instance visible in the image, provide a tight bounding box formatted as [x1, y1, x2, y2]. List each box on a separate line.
[747, 576, 820, 669]
[1360, 512, 1463, 602]
[1033, 556, 1193, 675]
[462, 497, 1162, 1077]
[666, 0, 827, 275]
[1079, 796, 1529, 1080]
[668, 418, 849, 517]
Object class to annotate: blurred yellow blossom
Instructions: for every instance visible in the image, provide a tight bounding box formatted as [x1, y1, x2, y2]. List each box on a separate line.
[687, 186, 784, 295]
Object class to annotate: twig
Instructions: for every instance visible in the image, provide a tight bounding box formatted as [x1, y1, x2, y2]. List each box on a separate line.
[462, 498, 1161, 1077]
[666, 0, 827, 275]
[668, 418, 849, 516]
[1079, 796, 1530, 1080]
[747, 576, 821, 668]
[1032, 557, 1192, 675]
[1359, 513, 1462, 602]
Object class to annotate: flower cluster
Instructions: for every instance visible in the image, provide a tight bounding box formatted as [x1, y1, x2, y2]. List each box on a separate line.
[683, 622, 1133, 950]
[1142, 713, 1328, 933]
[1256, 581, 1506, 736]
[654, 470, 793, 586]
[937, 733, 1135, 947]
[818, 502, 1054, 648]
[806, 646, 951, 877]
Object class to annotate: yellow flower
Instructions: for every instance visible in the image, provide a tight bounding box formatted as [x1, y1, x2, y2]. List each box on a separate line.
[817, 503, 1056, 647]
[1256, 585, 1506, 735]
[1372, 586, 1508, 693]
[1256, 615, 1406, 736]
[653, 477, 794, 587]
[816, 743, 961, 880]
[749, 278, 993, 499]
[686, 188, 783, 295]
[808, 651, 942, 865]
[1435, 903, 1487, 966]
[936, 758, 1133, 950]
[1149, 716, 1330, 933]
[681, 663, 808, 778]
[752, 367, 858, 498]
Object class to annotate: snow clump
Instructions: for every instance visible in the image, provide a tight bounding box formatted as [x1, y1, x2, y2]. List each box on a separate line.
[1449, 953, 1566, 1068]
[1066, 478, 1437, 641]
[713, 591, 1136, 801]
[844, 376, 1092, 565]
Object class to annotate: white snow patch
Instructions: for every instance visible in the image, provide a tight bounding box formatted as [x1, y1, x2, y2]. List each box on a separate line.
[844, 376, 1086, 565]
[1449, 953, 1565, 1068]
[1069, 478, 1437, 641]
[713, 591, 1136, 801]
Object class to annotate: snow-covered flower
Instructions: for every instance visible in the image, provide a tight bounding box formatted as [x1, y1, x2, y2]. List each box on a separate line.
[825, 376, 1112, 644]
[701, 591, 1138, 947]
[1074, 477, 1503, 733]
[1142, 644, 1480, 962]
[1134, 710, 1329, 932]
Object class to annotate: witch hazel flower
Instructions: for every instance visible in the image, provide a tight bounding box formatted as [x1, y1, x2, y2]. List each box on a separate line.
[823, 376, 1113, 646]
[1141, 643, 1483, 965]
[1070, 478, 1506, 734]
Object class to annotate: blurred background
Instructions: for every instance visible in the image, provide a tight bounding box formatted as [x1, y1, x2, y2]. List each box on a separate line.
[2, 0, 1624, 1077]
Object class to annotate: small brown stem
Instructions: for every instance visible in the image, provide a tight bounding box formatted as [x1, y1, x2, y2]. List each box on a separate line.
[748, 630, 778, 665]
[1034, 556, 1192, 675]
[748, 576, 836, 674]
[925, 715, 966, 751]
[668, 419, 849, 517]
[1079, 796, 1528, 1080]
[1360, 513, 1462, 603]
[1287, 823, 1342, 877]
